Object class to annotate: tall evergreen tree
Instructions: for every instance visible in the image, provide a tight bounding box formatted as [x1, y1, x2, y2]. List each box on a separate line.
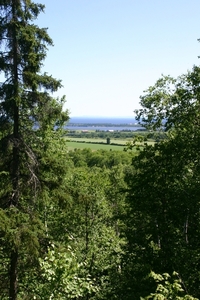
[0, 1, 68, 299]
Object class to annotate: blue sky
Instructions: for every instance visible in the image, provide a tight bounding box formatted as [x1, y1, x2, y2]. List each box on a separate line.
[38, 0, 200, 117]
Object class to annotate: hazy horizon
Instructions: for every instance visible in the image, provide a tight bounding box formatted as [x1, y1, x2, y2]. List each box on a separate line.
[68, 116, 137, 125]
[70, 115, 136, 118]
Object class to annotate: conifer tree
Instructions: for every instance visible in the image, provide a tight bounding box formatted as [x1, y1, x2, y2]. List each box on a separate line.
[0, 1, 68, 299]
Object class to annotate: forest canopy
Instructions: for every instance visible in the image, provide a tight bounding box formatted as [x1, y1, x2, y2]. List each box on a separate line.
[0, 1, 200, 300]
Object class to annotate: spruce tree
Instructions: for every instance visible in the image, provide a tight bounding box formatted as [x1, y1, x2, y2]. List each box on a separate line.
[0, 1, 68, 299]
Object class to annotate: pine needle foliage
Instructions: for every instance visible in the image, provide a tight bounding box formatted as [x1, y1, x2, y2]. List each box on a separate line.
[0, 1, 69, 299]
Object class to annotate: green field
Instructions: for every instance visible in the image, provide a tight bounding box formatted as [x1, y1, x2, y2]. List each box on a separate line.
[66, 141, 126, 151]
[66, 137, 155, 151]
[67, 137, 127, 144]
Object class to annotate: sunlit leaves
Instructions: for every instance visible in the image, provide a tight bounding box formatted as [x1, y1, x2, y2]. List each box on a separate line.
[135, 67, 200, 132]
[39, 244, 98, 299]
[142, 272, 198, 300]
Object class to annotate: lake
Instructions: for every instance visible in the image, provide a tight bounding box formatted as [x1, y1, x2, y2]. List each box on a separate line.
[66, 117, 143, 131]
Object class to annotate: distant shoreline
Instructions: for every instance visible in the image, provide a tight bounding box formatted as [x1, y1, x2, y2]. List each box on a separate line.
[67, 123, 139, 127]
[70, 116, 136, 118]
[66, 116, 143, 131]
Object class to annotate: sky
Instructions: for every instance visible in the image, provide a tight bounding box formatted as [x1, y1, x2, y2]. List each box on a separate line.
[37, 0, 200, 117]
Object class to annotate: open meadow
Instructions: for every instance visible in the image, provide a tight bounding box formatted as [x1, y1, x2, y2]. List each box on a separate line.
[66, 140, 126, 151]
[65, 135, 155, 151]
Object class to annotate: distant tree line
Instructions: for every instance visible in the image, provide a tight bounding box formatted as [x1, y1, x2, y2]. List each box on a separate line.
[66, 130, 167, 141]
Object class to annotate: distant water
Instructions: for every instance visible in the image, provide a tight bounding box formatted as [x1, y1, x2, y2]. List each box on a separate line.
[66, 116, 143, 131]
[68, 116, 137, 124]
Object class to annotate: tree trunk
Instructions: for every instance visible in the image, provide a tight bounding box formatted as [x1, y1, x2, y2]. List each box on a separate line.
[9, 250, 18, 300]
[9, 2, 20, 299]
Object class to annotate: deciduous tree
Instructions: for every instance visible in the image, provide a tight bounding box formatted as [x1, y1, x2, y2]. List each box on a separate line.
[124, 66, 200, 299]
